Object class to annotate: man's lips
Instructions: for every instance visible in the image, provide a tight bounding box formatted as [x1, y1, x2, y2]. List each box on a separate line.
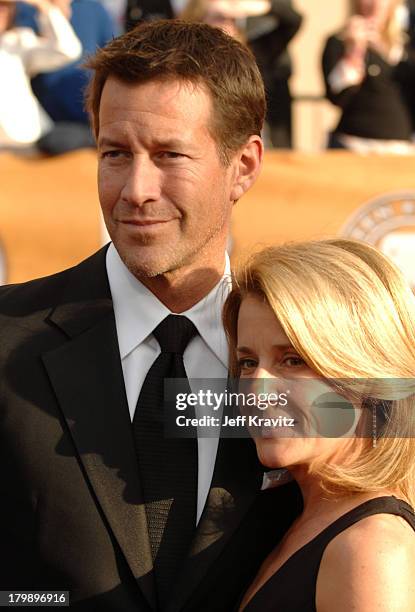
[120, 219, 173, 226]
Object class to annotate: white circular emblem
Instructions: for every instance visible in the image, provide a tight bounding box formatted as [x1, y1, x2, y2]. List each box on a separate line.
[340, 191, 415, 289]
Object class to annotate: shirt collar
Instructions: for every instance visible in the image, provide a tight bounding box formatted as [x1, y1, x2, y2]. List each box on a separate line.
[106, 243, 231, 367]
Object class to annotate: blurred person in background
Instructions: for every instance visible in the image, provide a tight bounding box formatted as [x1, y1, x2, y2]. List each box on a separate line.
[398, 0, 415, 131]
[15, 0, 114, 154]
[322, 0, 415, 153]
[125, 0, 187, 29]
[98, 0, 127, 34]
[180, 0, 303, 148]
[0, 0, 80, 150]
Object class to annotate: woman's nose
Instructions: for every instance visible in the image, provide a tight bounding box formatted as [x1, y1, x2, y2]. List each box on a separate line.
[248, 367, 282, 398]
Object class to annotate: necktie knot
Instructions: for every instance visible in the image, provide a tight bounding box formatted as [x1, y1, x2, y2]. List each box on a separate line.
[153, 314, 197, 355]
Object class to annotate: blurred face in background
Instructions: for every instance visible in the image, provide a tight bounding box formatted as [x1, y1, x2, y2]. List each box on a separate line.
[203, 0, 240, 38]
[0, 1, 15, 33]
[355, 0, 396, 28]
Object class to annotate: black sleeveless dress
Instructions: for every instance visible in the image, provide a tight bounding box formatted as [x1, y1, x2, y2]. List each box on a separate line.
[240, 496, 415, 611]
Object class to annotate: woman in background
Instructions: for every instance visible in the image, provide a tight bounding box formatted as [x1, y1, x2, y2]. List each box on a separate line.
[0, 0, 81, 149]
[223, 239, 415, 610]
[322, 0, 415, 153]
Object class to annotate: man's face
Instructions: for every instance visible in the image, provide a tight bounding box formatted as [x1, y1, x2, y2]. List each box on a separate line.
[97, 78, 240, 280]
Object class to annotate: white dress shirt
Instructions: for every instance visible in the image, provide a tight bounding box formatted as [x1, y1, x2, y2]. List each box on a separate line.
[106, 243, 230, 523]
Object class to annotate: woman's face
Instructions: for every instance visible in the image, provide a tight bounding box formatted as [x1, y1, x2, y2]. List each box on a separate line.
[236, 295, 361, 471]
[355, 0, 394, 28]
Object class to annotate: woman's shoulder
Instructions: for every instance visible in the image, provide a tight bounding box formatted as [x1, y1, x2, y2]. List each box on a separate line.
[316, 509, 415, 611]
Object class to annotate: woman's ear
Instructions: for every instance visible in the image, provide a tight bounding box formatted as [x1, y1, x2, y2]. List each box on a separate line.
[230, 135, 264, 203]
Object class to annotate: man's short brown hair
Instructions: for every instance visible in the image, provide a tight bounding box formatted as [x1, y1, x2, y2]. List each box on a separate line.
[85, 19, 266, 164]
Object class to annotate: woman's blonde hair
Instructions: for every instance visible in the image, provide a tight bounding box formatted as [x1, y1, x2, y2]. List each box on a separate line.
[223, 239, 415, 506]
[350, 0, 407, 51]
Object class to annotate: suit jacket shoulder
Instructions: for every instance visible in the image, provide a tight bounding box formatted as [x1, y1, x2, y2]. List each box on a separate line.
[0, 245, 110, 316]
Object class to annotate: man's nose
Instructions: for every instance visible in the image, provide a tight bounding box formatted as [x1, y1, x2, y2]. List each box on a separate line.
[120, 156, 162, 206]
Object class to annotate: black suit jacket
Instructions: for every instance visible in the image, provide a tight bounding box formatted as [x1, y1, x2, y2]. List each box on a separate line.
[0, 246, 301, 611]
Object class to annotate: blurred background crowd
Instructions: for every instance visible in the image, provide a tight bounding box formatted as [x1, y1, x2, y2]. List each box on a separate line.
[3, 0, 415, 155]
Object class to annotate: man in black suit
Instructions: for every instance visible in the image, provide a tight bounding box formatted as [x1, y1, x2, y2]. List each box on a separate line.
[0, 20, 300, 611]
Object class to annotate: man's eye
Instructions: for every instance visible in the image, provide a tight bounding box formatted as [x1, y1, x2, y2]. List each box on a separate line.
[157, 151, 184, 159]
[101, 150, 127, 159]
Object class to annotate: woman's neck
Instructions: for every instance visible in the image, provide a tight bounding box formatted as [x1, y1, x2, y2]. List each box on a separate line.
[289, 464, 398, 523]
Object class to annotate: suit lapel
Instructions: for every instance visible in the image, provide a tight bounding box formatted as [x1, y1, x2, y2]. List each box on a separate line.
[167, 433, 263, 612]
[41, 248, 157, 610]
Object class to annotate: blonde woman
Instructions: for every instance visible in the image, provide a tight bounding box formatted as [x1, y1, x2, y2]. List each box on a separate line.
[222, 239, 415, 611]
[322, 0, 415, 152]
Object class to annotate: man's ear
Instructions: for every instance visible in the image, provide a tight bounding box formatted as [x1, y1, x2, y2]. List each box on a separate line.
[230, 135, 264, 202]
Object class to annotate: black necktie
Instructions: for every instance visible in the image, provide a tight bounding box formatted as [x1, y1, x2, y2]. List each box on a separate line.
[133, 315, 198, 608]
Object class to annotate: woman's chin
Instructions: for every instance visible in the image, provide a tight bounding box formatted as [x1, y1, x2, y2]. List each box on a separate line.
[255, 438, 297, 469]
